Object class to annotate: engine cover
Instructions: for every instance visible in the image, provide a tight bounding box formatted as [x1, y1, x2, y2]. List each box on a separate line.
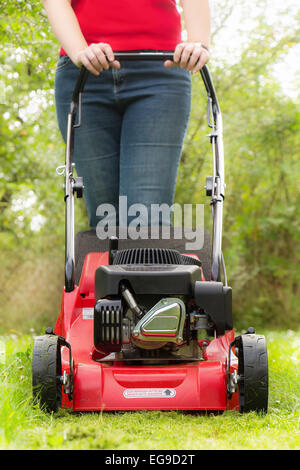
[132, 298, 186, 348]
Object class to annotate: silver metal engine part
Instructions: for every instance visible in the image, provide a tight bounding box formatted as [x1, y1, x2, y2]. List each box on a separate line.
[122, 318, 131, 344]
[189, 312, 209, 330]
[131, 298, 186, 348]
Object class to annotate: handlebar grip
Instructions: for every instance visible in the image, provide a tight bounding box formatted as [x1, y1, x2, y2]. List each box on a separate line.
[114, 52, 174, 61]
[72, 66, 89, 106]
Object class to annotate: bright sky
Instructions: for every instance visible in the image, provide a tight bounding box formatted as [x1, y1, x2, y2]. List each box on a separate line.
[178, 0, 300, 98]
[210, 0, 300, 98]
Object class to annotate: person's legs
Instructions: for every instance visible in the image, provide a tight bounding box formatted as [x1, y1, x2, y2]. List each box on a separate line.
[118, 60, 191, 226]
[54, 56, 191, 228]
[55, 56, 122, 228]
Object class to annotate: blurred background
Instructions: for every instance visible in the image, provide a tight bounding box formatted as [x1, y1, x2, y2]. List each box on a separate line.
[0, 0, 299, 333]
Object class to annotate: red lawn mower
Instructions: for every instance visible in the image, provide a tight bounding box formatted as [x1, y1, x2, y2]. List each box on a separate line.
[32, 53, 268, 413]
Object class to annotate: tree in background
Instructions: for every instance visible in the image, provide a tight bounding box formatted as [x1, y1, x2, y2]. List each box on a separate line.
[0, 0, 299, 331]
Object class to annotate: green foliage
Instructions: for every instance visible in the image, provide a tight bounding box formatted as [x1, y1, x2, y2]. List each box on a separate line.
[219, 67, 300, 329]
[0, 0, 299, 331]
[0, 1, 63, 243]
[0, 2, 87, 333]
[175, 1, 300, 329]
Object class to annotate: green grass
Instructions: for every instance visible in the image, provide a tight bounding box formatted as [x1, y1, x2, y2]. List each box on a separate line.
[0, 330, 299, 450]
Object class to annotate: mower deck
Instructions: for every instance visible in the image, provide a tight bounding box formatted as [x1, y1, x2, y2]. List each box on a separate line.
[55, 252, 239, 412]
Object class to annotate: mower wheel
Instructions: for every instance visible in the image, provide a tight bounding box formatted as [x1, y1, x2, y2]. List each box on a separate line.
[32, 334, 62, 412]
[237, 334, 268, 413]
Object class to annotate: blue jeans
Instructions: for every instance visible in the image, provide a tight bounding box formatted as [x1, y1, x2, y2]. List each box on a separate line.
[55, 54, 191, 228]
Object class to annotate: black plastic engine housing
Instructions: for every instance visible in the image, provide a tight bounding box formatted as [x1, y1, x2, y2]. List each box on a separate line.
[95, 264, 202, 300]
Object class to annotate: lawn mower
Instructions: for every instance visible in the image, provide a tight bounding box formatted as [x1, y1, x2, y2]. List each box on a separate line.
[32, 52, 268, 413]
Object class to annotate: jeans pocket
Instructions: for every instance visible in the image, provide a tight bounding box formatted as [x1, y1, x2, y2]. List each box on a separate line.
[56, 55, 73, 71]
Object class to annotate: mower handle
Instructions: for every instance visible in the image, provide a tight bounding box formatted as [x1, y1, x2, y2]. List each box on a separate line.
[72, 52, 218, 110]
[64, 51, 226, 291]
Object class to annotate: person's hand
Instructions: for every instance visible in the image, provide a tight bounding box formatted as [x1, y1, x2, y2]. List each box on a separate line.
[164, 42, 209, 73]
[74, 43, 121, 76]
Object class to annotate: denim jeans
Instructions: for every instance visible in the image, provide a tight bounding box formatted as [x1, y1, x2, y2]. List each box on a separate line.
[55, 54, 191, 228]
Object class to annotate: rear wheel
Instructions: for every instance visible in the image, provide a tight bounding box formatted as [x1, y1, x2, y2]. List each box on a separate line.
[237, 334, 268, 413]
[32, 334, 62, 412]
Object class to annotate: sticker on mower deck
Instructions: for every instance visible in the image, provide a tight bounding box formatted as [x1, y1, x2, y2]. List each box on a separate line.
[123, 388, 176, 399]
[82, 308, 94, 320]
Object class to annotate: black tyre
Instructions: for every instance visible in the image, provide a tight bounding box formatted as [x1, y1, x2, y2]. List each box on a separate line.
[32, 335, 62, 412]
[237, 334, 268, 413]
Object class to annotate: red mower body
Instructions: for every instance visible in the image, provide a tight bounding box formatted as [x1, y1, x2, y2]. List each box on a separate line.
[54, 252, 239, 412]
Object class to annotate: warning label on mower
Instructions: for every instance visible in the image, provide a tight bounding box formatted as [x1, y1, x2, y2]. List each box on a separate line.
[82, 308, 94, 320]
[123, 388, 176, 399]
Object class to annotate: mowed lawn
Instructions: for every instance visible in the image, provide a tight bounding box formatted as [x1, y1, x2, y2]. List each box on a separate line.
[0, 330, 299, 450]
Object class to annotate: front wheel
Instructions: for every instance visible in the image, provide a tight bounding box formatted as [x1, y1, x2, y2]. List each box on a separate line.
[32, 334, 62, 412]
[237, 334, 268, 413]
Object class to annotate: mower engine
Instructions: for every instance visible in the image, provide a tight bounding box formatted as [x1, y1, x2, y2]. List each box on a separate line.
[95, 295, 187, 351]
[93, 248, 232, 360]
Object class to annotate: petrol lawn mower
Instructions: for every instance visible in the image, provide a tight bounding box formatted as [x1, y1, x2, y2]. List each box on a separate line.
[32, 52, 268, 413]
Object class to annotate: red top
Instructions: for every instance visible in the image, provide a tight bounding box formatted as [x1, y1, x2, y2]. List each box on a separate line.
[60, 0, 182, 54]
